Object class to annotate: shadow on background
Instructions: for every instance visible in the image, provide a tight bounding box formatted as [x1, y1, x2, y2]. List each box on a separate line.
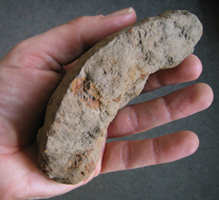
[199, 0, 219, 40]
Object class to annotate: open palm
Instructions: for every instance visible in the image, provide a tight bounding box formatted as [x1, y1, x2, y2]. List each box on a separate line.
[0, 9, 213, 199]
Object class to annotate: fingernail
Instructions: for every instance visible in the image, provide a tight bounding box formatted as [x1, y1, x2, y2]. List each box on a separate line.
[106, 7, 133, 17]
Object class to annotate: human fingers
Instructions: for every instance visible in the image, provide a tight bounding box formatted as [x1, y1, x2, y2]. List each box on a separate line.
[2, 7, 136, 72]
[141, 54, 202, 93]
[101, 131, 199, 173]
[0, 8, 136, 149]
[108, 83, 213, 138]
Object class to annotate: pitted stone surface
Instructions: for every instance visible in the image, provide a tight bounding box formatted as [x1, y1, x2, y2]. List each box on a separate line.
[37, 10, 202, 184]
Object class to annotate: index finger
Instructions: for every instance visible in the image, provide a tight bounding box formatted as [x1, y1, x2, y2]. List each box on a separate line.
[141, 54, 202, 93]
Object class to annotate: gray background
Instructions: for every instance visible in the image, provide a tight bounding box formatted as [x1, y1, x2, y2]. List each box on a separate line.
[0, 0, 218, 199]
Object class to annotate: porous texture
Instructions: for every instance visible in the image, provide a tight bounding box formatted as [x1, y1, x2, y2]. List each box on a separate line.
[37, 10, 202, 184]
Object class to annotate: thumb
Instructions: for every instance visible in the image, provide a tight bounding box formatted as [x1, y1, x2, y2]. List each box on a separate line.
[0, 8, 136, 148]
[2, 7, 136, 72]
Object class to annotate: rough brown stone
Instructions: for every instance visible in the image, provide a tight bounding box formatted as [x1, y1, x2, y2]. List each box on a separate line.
[36, 10, 203, 184]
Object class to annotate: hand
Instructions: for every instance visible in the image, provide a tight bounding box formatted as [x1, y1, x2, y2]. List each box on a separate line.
[0, 8, 213, 199]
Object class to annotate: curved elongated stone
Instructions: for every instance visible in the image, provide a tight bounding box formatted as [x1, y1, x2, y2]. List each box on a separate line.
[37, 10, 202, 184]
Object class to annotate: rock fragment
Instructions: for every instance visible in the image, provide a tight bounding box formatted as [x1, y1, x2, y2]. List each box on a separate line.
[37, 10, 203, 184]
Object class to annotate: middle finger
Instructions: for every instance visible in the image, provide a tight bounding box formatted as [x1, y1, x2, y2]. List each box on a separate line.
[107, 83, 213, 138]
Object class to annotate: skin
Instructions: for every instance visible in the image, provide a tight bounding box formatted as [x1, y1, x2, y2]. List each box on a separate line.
[0, 8, 213, 200]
